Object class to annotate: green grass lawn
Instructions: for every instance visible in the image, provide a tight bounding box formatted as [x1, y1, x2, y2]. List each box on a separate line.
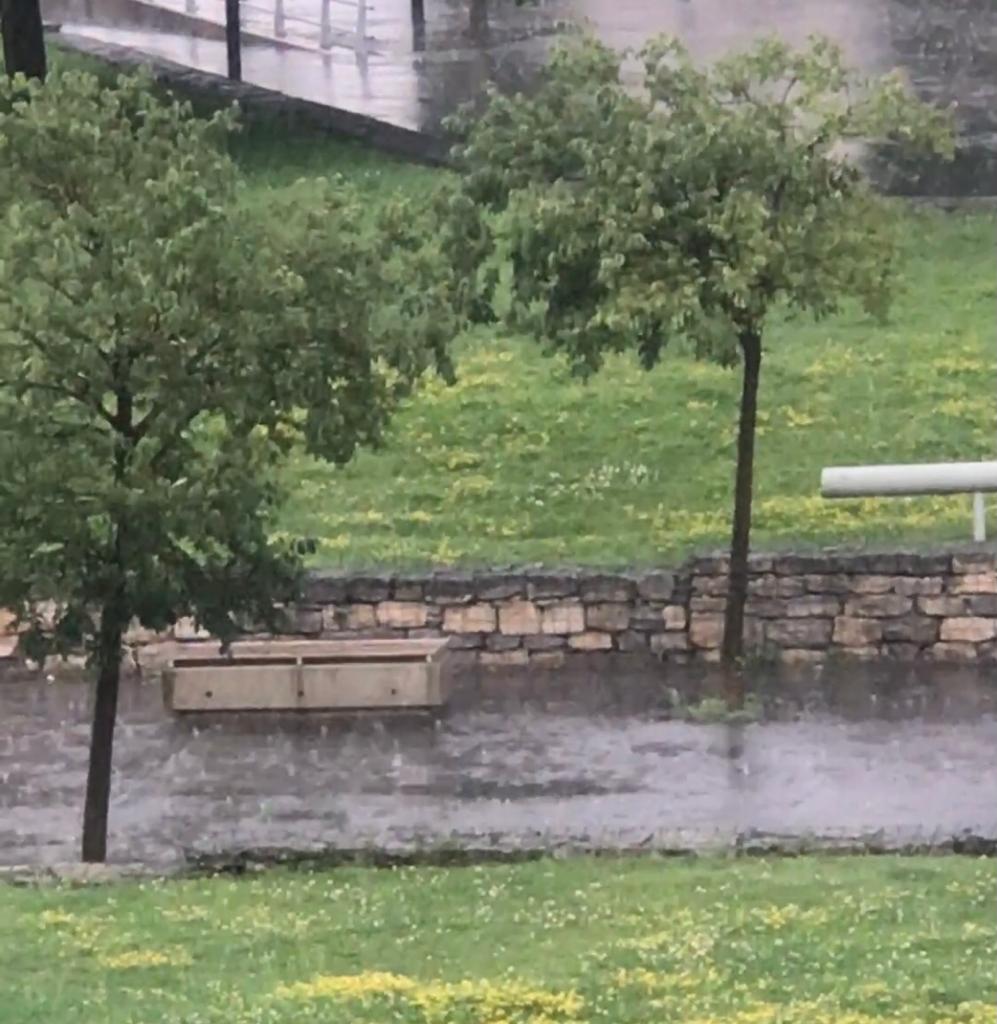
[2, 857, 993, 1024]
[45, 49, 997, 568]
[220, 112, 997, 568]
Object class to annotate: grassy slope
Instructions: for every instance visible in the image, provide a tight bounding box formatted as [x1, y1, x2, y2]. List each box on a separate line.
[2, 857, 993, 1024]
[49, 49, 997, 567]
[227, 126, 997, 567]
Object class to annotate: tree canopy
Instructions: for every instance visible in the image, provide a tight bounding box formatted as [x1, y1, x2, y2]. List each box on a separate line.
[443, 35, 952, 675]
[0, 69, 456, 857]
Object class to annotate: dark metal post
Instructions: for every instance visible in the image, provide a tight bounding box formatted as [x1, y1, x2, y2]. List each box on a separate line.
[411, 0, 425, 51]
[225, 0, 241, 81]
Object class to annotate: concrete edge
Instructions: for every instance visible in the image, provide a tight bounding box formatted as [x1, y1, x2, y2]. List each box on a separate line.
[51, 31, 452, 167]
[4, 833, 994, 885]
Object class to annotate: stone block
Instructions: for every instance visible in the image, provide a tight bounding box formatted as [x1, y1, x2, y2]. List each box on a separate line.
[939, 617, 997, 643]
[568, 631, 613, 651]
[766, 618, 833, 649]
[585, 603, 630, 631]
[691, 555, 729, 575]
[689, 614, 724, 649]
[950, 572, 997, 595]
[636, 572, 675, 601]
[851, 575, 895, 594]
[662, 605, 687, 631]
[527, 574, 579, 600]
[617, 631, 649, 652]
[344, 604, 378, 631]
[843, 595, 912, 618]
[428, 574, 476, 605]
[486, 634, 523, 652]
[0, 608, 16, 636]
[393, 578, 426, 601]
[0, 635, 18, 659]
[893, 553, 951, 575]
[804, 574, 853, 595]
[524, 634, 567, 651]
[579, 575, 635, 603]
[443, 603, 496, 633]
[650, 632, 691, 654]
[630, 603, 667, 630]
[784, 595, 841, 618]
[952, 554, 995, 574]
[530, 651, 566, 669]
[376, 602, 428, 629]
[541, 603, 585, 635]
[918, 595, 971, 617]
[498, 600, 542, 635]
[690, 596, 726, 613]
[479, 650, 529, 668]
[477, 575, 527, 601]
[320, 606, 343, 632]
[747, 597, 786, 618]
[773, 554, 840, 575]
[447, 633, 485, 650]
[305, 572, 349, 603]
[692, 575, 728, 596]
[881, 615, 939, 645]
[929, 642, 978, 662]
[749, 575, 804, 598]
[832, 616, 882, 646]
[288, 606, 323, 635]
[968, 595, 997, 616]
[408, 628, 443, 639]
[347, 575, 393, 603]
[893, 576, 944, 597]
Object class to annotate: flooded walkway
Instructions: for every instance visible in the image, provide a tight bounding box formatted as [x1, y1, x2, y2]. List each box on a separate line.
[2, 668, 996, 867]
[42, 0, 997, 193]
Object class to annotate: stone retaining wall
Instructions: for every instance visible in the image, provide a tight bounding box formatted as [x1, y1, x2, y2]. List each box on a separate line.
[6, 551, 997, 669]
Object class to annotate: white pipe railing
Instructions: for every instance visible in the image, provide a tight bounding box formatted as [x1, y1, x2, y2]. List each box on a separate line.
[821, 460, 997, 542]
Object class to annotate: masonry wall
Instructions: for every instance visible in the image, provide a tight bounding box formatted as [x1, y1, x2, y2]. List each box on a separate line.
[151, 550, 997, 669]
[6, 550, 997, 669]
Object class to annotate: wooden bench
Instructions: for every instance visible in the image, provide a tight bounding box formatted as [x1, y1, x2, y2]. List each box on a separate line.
[163, 638, 450, 713]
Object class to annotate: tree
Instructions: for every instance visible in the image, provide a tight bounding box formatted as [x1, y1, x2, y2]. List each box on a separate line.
[1, 0, 46, 80]
[443, 36, 951, 696]
[0, 70, 455, 861]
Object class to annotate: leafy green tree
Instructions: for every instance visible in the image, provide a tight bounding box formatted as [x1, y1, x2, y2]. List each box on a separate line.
[444, 36, 951, 690]
[0, 70, 455, 861]
[1, 0, 46, 81]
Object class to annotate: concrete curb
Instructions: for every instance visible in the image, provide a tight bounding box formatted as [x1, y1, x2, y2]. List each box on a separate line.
[52, 31, 451, 167]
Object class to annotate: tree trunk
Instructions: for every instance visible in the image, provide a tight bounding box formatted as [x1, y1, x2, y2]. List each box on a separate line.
[721, 325, 762, 705]
[81, 594, 126, 863]
[1, 0, 47, 81]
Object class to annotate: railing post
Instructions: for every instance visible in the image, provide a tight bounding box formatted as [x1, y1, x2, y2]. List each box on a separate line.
[320, 0, 333, 49]
[225, 0, 241, 80]
[411, 0, 425, 51]
[273, 0, 285, 37]
[973, 492, 986, 542]
[356, 0, 367, 48]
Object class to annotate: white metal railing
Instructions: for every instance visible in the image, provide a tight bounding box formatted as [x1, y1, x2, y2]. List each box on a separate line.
[180, 0, 370, 51]
[821, 460, 997, 542]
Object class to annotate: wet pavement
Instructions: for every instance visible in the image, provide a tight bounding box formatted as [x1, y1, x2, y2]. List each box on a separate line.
[39, 0, 997, 193]
[2, 666, 996, 867]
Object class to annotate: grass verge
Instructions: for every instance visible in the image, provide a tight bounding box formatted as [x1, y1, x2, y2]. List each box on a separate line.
[2, 856, 993, 1024]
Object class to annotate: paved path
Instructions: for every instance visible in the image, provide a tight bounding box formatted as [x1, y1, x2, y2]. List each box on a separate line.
[2, 670, 996, 867]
